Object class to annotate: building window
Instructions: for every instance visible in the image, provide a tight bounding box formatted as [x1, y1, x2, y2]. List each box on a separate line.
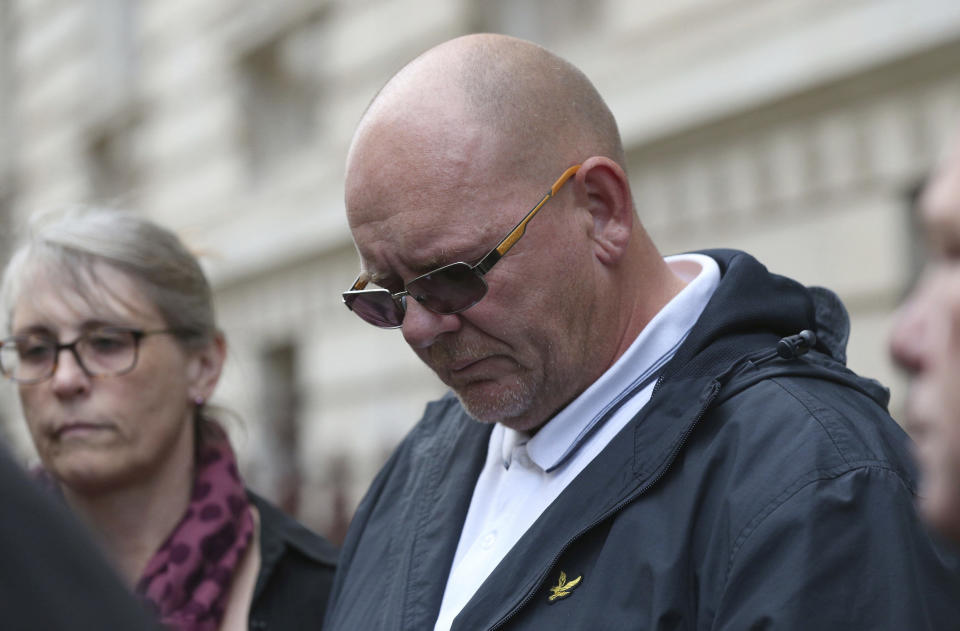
[238, 24, 320, 180]
[260, 342, 303, 516]
[904, 177, 929, 289]
[87, 122, 138, 204]
[84, 0, 140, 205]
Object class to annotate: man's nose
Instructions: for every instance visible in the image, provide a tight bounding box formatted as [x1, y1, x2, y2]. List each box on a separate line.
[401, 299, 462, 349]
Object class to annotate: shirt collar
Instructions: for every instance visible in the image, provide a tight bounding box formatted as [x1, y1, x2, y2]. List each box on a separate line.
[499, 424, 529, 469]
[499, 253, 720, 472]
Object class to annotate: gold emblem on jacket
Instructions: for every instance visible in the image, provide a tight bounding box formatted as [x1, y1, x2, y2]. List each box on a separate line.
[547, 570, 582, 602]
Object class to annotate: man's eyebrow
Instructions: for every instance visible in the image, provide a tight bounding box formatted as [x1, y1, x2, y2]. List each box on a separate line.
[410, 245, 492, 276]
[364, 250, 453, 285]
[411, 251, 452, 275]
[360, 268, 406, 291]
[364, 243, 489, 285]
[362, 268, 391, 285]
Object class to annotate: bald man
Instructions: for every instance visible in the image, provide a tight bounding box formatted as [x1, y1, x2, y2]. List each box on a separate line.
[328, 35, 959, 630]
[892, 129, 960, 541]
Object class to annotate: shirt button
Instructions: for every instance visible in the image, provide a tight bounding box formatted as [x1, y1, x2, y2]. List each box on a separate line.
[480, 531, 497, 550]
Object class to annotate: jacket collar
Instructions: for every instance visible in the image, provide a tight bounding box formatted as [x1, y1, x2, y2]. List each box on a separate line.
[248, 490, 337, 603]
[451, 250, 844, 630]
[518, 253, 721, 473]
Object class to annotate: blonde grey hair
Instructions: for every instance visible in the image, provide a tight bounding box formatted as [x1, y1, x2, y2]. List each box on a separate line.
[1, 207, 217, 347]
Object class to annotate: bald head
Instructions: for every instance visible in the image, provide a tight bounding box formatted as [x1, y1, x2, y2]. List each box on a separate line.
[342, 35, 684, 430]
[349, 34, 624, 187]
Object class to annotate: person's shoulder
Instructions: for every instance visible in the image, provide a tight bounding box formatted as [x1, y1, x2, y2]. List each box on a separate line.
[0, 448, 159, 630]
[690, 369, 922, 559]
[776, 370, 909, 459]
[718, 365, 914, 482]
[247, 490, 338, 568]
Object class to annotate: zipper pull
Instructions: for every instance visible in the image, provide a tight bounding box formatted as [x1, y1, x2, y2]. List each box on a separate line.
[776, 330, 817, 359]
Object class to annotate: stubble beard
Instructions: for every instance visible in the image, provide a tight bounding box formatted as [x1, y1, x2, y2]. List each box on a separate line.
[425, 338, 541, 428]
[453, 372, 537, 427]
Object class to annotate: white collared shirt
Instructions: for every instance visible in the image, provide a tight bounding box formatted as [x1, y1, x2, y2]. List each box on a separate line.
[433, 253, 720, 631]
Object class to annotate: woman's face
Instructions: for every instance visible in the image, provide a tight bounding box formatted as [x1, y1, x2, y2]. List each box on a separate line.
[11, 263, 214, 494]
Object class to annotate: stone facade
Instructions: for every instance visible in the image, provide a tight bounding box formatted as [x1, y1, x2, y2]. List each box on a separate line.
[1, 0, 959, 540]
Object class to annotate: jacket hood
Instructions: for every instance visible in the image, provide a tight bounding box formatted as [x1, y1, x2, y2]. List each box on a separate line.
[662, 249, 890, 409]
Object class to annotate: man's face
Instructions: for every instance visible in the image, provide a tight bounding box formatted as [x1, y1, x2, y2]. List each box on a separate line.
[344, 118, 603, 432]
[890, 141, 960, 539]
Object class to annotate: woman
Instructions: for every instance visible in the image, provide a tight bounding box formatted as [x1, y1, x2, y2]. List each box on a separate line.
[0, 209, 337, 630]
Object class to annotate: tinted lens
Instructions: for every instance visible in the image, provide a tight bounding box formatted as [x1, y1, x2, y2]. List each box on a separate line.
[344, 290, 405, 328]
[407, 263, 488, 314]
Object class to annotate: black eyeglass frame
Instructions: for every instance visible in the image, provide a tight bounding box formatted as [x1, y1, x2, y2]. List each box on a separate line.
[0, 327, 183, 385]
[342, 164, 582, 328]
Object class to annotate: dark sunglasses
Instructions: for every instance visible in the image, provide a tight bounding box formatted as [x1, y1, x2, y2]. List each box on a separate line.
[343, 164, 581, 328]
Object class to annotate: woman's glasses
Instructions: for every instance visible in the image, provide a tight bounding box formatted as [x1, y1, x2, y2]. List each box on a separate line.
[0, 327, 180, 384]
[342, 164, 581, 328]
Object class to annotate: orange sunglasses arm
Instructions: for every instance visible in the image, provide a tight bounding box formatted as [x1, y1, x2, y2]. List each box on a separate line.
[493, 164, 581, 257]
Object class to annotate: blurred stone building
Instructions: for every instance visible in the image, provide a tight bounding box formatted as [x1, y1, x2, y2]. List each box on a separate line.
[1, 0, 959, 542]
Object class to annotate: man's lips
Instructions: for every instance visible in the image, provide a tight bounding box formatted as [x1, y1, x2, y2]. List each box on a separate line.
[444, 355, 518, 382]
[449, 357, 487, 373]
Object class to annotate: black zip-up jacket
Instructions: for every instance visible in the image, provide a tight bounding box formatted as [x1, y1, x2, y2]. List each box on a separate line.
[247, 492, 338, 630]
[325, 250, 960, 630]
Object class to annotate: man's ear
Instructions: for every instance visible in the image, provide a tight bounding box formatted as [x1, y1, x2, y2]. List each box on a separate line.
[187, 332, 226, 403]
[575, 156, 634, 266]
